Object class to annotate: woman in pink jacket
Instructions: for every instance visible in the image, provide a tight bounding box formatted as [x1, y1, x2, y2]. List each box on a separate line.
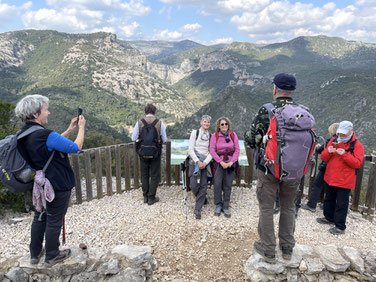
[209, 117, 240, 218]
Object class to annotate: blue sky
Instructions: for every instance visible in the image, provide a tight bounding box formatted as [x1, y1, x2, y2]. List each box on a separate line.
[1, 0, 376, 45]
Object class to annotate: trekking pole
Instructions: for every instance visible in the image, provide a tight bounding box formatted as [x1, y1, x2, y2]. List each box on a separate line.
[180, 162, 188, 219]
[62, 216, 66, 245]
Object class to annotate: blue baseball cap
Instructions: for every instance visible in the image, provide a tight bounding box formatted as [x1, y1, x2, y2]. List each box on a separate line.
[273, 73, 296, 90]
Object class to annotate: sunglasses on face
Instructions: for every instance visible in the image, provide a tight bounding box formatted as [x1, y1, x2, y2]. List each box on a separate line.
[220, 123, 228, 126]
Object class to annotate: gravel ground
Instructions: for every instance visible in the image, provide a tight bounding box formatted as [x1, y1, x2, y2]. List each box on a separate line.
[1, 183, 376, 281]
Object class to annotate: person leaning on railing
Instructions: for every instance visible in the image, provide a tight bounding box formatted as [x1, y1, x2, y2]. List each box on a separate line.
[15, 94, 86, 267]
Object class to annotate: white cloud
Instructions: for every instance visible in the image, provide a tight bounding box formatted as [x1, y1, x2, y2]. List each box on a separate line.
[181, 23, 202, 32]
[209, 37, 233, 45]
[154, 29, 183, 40]
[0, 1, 31, 28]
[19, 0, 150, 39]
[120, 21, 139, 37]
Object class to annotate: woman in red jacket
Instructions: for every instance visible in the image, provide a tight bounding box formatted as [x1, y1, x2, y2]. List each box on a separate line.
[316, 121, 364, 235]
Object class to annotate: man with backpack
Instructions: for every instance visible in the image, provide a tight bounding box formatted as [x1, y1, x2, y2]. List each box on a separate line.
[244, 73, 315, 264]
[131, 104, 167, 205]
[317, 121, 364, 235]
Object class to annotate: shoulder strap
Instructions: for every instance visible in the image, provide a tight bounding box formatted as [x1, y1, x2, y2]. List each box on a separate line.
[230, 131, 235, 142]
[151, 118, 159, 127]
[263, 103, 276, 120]
[42, 151, 56, 173]
[346, 139, 357, 154]
[141, 118, 148, 126]
[215, 131, 219, 142]
[195, 129, 200, 141]
[17, 125, 44, 140]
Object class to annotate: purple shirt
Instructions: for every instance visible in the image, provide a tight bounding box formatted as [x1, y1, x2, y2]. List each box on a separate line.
[209, 131, 240, 163]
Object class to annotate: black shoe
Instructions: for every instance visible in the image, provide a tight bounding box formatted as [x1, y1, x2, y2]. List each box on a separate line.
[302, 203, 316, 213]
[214, 205, 222, 216]
[30, 248, 45, 265]
[148, 196, 160, 205]
[253, 241, 276, 264]
[329, 227, 345, 235]
[280, 246, 293, 260]
[143, 196, 148, 204]
[45, 249, 71, 267]
[316, 217, 334, 225]
[194, 210, 201, 220]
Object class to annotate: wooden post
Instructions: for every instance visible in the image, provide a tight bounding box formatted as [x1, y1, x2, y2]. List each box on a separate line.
[175, 165, 180, 185]
[351, 157, 365, 211]
[166, 141, 171, 186]
[133, 143, 139, 189]
[115, 145, 122, 194]
[245, 146, 254, 187]
[72, 154, 82, 204]
[105, 146, 112, 196]
[124, 144, 131, 191]
[236, 166, 241, 186]
[365, 152, 376, 216]
[308, 154, 318, 198]
[95, 149, 103, 199]
[84, 151, 93, 201]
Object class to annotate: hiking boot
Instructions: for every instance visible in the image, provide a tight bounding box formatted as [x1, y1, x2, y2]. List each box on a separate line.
[214, 205, 222, 216]
[319, 203, 324, 210]
[143, 196, 148, 204]
[273, 207, 280, 215]
[302, 203, 316, 213]
[45, 249, 71, 267]
[316, 217, 334, 225]
[329, 227, 345, 235]
[148, 196, 159, 205]
[30, 248, 45, 265]
[253, 241, 276, 264]
[223, 208, 231, 218]
[280, 246, 293, 260]
[194, 210, 201, 220]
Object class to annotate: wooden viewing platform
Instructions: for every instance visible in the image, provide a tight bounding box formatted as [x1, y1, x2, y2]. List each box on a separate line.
[70, 142, 376, 220]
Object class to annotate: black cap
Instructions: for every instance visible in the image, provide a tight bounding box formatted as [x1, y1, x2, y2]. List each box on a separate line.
[273, 73, 296, 90]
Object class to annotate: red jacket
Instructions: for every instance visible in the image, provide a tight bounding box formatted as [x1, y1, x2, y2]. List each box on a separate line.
[321, 133, 364, 189]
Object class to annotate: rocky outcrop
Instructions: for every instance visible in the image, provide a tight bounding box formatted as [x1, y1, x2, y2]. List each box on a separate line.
[0, 245, 156, 282]
[244, 244, 376, 281]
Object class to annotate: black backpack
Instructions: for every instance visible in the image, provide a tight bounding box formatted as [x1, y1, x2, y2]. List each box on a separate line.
[136, 119, 162, 159]
[0, 126, 55, 193]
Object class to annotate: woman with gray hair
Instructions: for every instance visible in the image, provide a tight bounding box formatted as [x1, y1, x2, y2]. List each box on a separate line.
[188, 114, 212, 219]
[15, 94, 86, 266]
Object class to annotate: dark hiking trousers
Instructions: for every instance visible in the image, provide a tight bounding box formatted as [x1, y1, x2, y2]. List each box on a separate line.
[307, 170, 325, 209]
[30, 190, 71, 261]
[213, 165, 235, 209]
[256, 170, 300, 255]
[140, 156, 161, 199]
[189, 166, 208, 212]
[323, 183, 351, 230]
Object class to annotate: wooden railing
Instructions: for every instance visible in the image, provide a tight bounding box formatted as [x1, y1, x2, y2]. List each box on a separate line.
[71, 142, 375, 219]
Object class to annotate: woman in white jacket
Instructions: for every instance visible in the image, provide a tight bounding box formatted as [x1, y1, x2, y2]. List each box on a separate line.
[188, 115, 213, 219]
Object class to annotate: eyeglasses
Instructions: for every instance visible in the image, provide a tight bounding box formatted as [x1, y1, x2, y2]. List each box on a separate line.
[220, 123, 228, 126]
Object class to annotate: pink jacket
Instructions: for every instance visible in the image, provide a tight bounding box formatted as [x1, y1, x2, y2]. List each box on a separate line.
[209, 131, 240, 163]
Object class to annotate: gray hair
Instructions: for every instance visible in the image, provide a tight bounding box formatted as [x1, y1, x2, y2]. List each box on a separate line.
[15, 94, 49, 122]
[201, 114, 211, 122]
[275, 86, 294, 97]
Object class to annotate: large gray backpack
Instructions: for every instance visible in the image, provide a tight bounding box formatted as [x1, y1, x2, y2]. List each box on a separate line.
[0, 126, 55, 193]
[263, 103, 316, 182]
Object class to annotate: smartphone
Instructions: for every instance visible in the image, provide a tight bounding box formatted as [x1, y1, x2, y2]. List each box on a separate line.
[77, 108, 83, 118]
